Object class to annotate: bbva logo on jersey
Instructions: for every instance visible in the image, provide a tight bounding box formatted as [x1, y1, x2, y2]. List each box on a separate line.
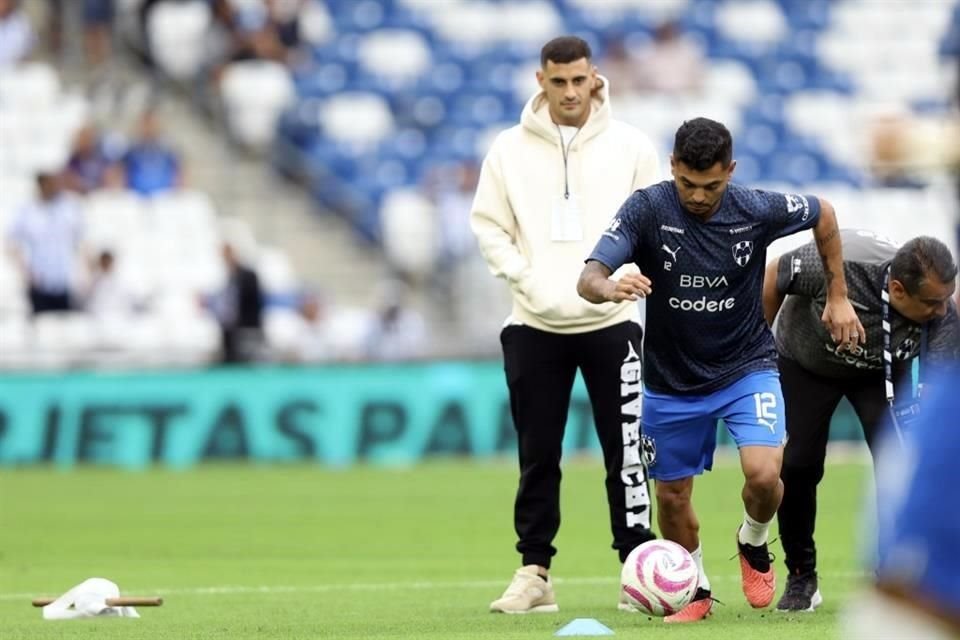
[732, 240, 754, 267]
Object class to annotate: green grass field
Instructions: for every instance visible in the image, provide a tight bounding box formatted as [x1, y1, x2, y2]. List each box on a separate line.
[0, 459, 870, 639]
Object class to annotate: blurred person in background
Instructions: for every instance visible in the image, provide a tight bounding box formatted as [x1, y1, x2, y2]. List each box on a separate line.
[360, 281, 426, 362]
[471, 35, 661, 614]
[598, 35, 643, 96]
[286, 290, 367, 362]
[64, 123, 124, 194]
[763, 232, 958, 612]
[946, 2, 960, 107]
[208, 0, 306, 77]
[123, 108, 184, 196]
[844, 367, 960, 639]
[83, 249, 141, 318]
[425, 160, 481, 302]
[6, 171, 83, 314]
[205, 242, 264, 364]
[578, 117, 862, 622]
[0, 0, 34, 66]
[82, 0, 114, 68]
[632, 21, 704, 97]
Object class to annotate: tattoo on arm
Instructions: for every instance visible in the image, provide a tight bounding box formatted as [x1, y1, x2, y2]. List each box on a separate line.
[816, 228, 839, 247]
[815, 217, 843, 296]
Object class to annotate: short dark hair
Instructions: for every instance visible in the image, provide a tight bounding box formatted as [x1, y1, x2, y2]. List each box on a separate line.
[673, 117, 733, 171]
[541, 36, 592, 67]
[891, 236, 958, 295]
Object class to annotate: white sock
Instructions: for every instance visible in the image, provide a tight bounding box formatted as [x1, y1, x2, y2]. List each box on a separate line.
[691, 545, 711, 592]
[738, 512, 772, 547]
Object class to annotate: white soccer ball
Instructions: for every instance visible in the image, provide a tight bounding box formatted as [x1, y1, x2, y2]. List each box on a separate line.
[620, 539, 699, 617]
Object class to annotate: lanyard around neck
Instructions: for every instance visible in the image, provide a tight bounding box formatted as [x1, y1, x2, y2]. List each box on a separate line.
[556, 124, 581, 199]
[881, 265, 929, 405]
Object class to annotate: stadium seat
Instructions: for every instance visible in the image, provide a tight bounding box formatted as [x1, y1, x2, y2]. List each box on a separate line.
[379, 187, 437, 277]
[715, 0, 787, 47]
[498, 1, 565, 45]
[298, 0, 336, 46]
[0, 62, 60, 110]
[704, 59, 757, 106]
[220, 60, 296, 149]
[357, 29, 432, 88]
[320, 92, 395, 146]
[257, 247, 299, 295]
[146, 0, 212, 81]
[83, 189, 147, 252]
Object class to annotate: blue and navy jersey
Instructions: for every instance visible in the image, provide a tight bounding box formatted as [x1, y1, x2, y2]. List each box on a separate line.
[588, 180, 821, 394]
[874, 369, 960, 615]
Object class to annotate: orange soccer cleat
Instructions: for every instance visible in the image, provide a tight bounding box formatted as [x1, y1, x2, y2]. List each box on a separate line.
[663, 588, 713, 623]
[736, 527, 776, 608]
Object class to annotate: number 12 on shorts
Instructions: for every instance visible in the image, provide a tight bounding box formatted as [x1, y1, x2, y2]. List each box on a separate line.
[753, 392, 778, 433]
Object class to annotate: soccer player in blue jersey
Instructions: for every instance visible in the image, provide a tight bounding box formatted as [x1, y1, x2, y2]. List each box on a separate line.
[844, 367, 960, 639]
[577, 117, 864, 622]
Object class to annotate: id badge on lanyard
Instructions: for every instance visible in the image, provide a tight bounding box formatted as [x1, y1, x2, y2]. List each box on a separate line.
[882, 266, 928, 440]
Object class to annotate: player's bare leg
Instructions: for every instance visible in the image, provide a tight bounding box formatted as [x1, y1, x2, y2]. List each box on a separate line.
[656, 478, 713, 622]
[737, 445, 782, 608]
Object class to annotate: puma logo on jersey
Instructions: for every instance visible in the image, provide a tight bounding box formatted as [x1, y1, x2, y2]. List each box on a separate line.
[661, 244, 681, 261]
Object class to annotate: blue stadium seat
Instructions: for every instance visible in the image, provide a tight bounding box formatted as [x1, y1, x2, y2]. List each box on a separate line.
[733, 152, 763, 184]
[780, 0, 832, 31]
[330, 0, 387, 32]
[294, 62, 353, 97]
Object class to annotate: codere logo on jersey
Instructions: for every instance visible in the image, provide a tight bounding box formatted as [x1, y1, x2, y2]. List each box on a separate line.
[669, 296, 736, 312]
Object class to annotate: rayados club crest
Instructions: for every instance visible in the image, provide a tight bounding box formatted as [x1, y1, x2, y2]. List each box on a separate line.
[732, 240, 754, 267]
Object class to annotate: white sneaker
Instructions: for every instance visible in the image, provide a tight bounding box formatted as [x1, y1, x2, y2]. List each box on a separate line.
[489, 566, 559, 614]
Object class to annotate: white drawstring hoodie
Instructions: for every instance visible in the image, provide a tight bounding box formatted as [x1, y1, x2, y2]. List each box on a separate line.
[470, 77, 661, 333]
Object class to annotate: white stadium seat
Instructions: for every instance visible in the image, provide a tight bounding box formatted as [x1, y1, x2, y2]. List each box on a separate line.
[358, 30, 432, 86]
[715, 0, 787, 47]
[320, 92, 395, 147]
[379, 188, 437, 278]
[220, 60, 296, 148]
[257, 247, 298, 294]
[146, 0, 212, 80]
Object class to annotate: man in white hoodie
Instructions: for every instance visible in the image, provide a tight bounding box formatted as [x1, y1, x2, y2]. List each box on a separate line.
[471, 35, 662, 614]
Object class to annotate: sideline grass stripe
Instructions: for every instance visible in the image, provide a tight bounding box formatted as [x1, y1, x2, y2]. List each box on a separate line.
[0, 572, 867, 601]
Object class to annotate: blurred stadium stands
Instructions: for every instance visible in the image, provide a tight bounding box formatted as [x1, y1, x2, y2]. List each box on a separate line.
[0, 0, 958, 370]
[273, 0, 958, 242]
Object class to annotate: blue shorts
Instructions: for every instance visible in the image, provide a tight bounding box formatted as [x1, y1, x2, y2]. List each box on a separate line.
[642, 370, 785, 481]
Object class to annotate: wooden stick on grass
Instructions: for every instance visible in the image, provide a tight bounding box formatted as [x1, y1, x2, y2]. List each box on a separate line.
[32, 596, 163, 607]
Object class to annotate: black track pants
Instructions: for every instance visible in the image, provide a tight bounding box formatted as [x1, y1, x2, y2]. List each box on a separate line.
[501, 321, 655, 569]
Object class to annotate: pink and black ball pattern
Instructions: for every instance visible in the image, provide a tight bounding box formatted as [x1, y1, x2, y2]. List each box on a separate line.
[620, 540, 699, 616]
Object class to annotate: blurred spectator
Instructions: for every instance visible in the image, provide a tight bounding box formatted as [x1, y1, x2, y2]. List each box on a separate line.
[214, 0, 304, 70]
[868, 110, 960, 188]
[944, 2, 960, 106]
[64, 124, 123, 194]
[123, 109, 183, 195]
[6, 172, 83, 314]
[599, 36, 642, 96]
[361, 283, 427, 361]
[633, 21, 704, 96]
[0, 0, 34, 66]
[83, 249, 139, 318]
[290, 290, 337, 361]
[868, 111, 928, 188]
[427, 161, 480, 282]
[205, 242, 264, 364]
[288, 290, 368, 362]
[82, 0, 114, 67]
